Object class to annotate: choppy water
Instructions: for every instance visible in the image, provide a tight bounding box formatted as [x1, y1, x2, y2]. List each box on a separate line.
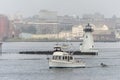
[0, 42, 120, 80]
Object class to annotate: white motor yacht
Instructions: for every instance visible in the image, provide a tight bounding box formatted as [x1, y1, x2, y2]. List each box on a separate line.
[48, 46, 85, 68]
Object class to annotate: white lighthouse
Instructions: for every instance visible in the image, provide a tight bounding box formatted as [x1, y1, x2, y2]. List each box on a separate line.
[80, 23, 98, 55]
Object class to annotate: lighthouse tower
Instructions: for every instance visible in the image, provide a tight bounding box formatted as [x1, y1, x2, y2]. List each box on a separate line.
[80, 23, 98, 55]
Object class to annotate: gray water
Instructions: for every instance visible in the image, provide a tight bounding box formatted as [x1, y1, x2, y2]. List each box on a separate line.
[0, 42, 120, 80]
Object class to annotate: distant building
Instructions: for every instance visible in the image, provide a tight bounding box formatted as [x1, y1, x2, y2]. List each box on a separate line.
[93, 32, 116, 42]
[93, 24, 109, 34]
[32, 34, 57, 39]
[114, 22, 120, 39]
[58, 15, 79, 32]
[82, 13, 104, 21]
[39, 10, 57, 22]
[58, 31, 72, 39]
[27, 22, 59, 34]
[0, 15, 10, 40]
[72, 25, 83, 38]
[19, 33, 33, 39]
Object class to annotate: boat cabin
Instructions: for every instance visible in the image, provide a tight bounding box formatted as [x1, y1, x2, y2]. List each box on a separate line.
[52, 52, 73, 61]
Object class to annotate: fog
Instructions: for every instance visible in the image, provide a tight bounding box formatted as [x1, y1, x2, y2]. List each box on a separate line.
[0, 0, 120, 17]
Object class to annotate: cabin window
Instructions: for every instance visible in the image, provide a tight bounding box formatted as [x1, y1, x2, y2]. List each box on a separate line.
[65, 56, 67, 60]
[57, 56, 60, 60]
[63, 56, 64, 60]
[53, 56, 56, 60]
[54, 56, 59, 60]
[59, 56, 61, 60]
[55, 56, 57, 60]
[70, 56, 73, 60]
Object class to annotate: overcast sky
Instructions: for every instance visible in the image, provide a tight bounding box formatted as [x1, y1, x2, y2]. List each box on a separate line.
[0, 0, 120, 18]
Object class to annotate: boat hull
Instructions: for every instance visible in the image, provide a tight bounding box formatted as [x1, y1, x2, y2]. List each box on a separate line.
[49, 60, 85, 68]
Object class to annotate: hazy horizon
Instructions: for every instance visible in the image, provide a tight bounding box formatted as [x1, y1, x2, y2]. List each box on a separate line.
[0, 0, 120, 18]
